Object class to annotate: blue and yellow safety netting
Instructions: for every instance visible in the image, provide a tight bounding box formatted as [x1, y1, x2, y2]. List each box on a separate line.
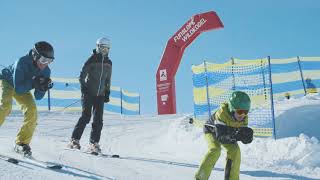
[4, 77, 140, 115]
[192, 56, 320, 137]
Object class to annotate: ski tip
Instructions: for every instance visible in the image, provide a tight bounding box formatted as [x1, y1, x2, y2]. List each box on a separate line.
[111, 154, 120, 158]
[91, 152, 99, 156]
[7, 158, 19, 164]
[100, 153, 120, 158]
[48, 165, 63, 169]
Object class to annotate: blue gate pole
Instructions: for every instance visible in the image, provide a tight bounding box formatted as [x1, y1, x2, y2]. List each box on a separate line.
[139, 95, 141, 115]
[191, 64, 197, 119]
[267, 56, 276, 140]
[47, 89, 51, 111]
[297, 56, 307, 95]
[204, 61, 212, 119]
[120, 88, 123, 114]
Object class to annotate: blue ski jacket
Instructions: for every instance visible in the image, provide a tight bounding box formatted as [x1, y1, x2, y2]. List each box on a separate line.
[0, 50, 51, 100]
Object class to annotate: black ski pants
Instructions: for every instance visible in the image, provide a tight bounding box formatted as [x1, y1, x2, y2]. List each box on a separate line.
[71, 94, 105, 143]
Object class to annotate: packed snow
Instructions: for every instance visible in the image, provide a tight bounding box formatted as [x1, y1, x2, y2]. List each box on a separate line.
[0, 94, 320, 180]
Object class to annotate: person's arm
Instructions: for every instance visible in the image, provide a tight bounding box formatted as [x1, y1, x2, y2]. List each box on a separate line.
[203, 112, 217, 133]
[104, 60, 112, 102]
[214, 124, 238, 144]
[33, 69, 51, 100]
[79, 58, 92, 94]
[13, 60, 33, 94]
[236, 126, 253, 144]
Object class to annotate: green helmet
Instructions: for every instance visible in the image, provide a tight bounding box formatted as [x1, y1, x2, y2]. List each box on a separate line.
[228, 91, 251, 112]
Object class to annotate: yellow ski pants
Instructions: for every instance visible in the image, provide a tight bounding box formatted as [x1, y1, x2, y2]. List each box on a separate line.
[0, 80, 37, 145]
[195, 133, 241, 180]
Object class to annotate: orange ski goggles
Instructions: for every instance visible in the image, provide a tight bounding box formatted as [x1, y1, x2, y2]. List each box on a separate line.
[235, 109, 249, 115]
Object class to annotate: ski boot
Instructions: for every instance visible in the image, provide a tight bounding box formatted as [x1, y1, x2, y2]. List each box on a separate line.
[67, 138, 81, 150]
[88, 142, 101, 155]
[14, 143, 32, 157]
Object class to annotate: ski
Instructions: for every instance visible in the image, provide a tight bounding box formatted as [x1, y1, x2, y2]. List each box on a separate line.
[65, 148, 120, 158]
[4, 150, 63, 170]
[7, 157, 19, 164]
[86, 151, 120, 158]
[0, 154, 19, 165]
[12, 148, 63, 169]
[100, 153, 120, 158]
[24, 156, 63, 169]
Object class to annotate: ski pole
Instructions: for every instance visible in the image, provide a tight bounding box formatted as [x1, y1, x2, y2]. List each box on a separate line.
[62, 99, 81, 111]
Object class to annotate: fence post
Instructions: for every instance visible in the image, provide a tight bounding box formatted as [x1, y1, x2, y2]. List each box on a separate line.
[120, 88, 123, 114]
[204, 61, 212, 119]
[260, 58, 267, 100]
[267, 56, 276, 140]
[191, 64, 197, 119]
[48, 89, 51, 111]
[138, 95, 141, 115]
[231, 57, 236, 90]
[297, 56, 307, 95]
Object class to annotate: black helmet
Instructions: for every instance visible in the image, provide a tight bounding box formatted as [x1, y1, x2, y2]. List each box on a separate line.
[34, 41, 54, 59]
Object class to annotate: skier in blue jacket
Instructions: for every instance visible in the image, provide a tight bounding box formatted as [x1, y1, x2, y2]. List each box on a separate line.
[0, 41, 54, 156]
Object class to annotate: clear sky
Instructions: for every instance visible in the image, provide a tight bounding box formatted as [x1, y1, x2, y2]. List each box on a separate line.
[1, 0, 319, 114]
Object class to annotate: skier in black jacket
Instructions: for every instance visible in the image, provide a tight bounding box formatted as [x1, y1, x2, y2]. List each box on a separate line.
[67, 37, 112, 154]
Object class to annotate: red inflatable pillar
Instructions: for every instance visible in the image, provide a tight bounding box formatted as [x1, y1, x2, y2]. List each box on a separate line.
[156, 11, 224, 115]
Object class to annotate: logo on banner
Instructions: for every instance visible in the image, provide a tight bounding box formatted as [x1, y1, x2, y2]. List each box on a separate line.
[161, 94, 168, 105]
[173, 17, 207, 43]
[160, 69, 167, 81]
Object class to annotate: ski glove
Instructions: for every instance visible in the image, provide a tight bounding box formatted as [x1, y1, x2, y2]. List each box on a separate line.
[104, 96, 110, 103]
[236, 127, 253, 144]
[81, 86, 88, 94]
[214, 124, 237, 144]
[104, 90, 110, 103]
[33, 76, 53, 91]
[219, 134, 237, 144]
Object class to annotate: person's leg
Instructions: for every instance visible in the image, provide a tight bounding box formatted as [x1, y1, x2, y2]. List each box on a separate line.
[195, 133, 221, 180]
[222, 143, 241, 180]
[0, 80, 13, 126]
[90, 96, 104, 143]
[13, 92, 37, 145]
[71, 94, 93, 140]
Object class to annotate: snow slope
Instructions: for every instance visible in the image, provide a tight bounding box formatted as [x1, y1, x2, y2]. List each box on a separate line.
[0, 94, 320, 180]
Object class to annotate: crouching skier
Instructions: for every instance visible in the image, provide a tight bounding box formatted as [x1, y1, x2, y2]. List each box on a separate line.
[195, 91, 254, 180]
[0, 41, 54, 157]
[67, 37, 112, 155]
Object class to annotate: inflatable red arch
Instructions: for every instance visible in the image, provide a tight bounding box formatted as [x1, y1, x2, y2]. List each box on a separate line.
[156, 11, 224, 114]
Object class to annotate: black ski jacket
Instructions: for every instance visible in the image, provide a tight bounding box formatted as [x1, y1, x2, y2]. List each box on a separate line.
[79, 49, 112, 97]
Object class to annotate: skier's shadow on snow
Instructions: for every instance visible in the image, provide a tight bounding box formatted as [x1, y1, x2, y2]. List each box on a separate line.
[61, 164, 115, 180]
[241, 170, 319, 180]
[119, 156, 201, 168]
[120, 156, 317, 180]
[51, 167, 103, 180]
[17, 158, 111, 180]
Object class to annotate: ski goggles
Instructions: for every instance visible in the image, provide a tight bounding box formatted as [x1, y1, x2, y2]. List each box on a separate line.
[235, 109, 249, 115]
[99, 44, 110, 49]
[38, 56, 53, 65]
[98, 45, 110, 52]
[33, 48, 54, 65]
